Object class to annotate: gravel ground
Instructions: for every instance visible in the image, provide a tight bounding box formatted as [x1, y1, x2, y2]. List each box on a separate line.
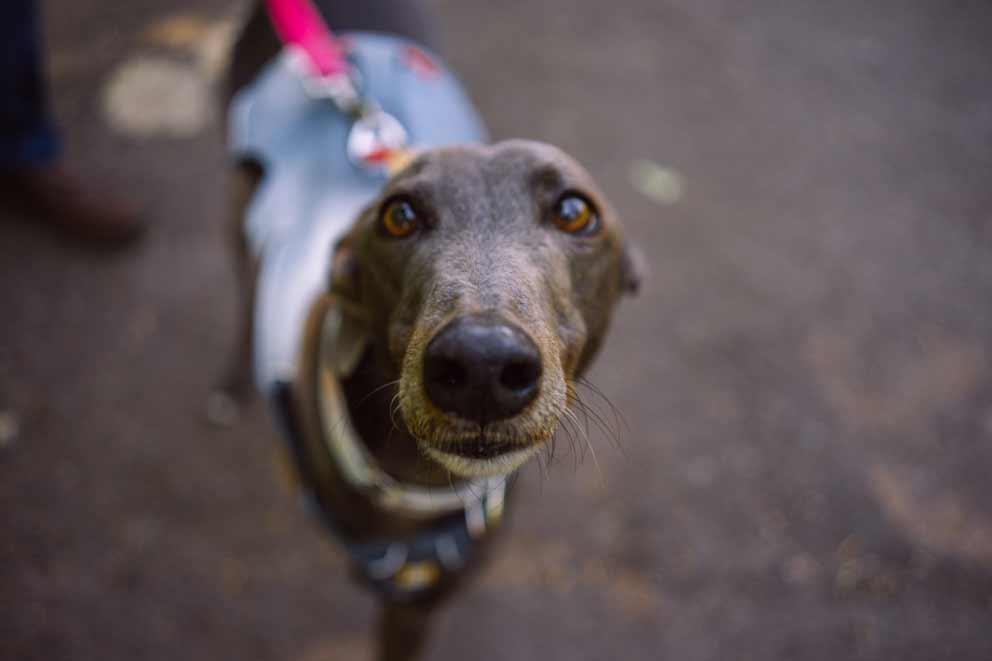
[2, 1, 991, 659]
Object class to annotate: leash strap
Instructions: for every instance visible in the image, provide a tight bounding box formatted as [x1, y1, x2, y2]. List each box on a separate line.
[265, 0, 348, 77]
[257, 4, 495, 600]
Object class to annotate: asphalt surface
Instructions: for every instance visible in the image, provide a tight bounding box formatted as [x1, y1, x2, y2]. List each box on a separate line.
[3, 1, 992, 660]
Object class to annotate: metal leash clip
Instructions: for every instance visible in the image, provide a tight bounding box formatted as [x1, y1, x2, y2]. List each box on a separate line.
[274, 0, 410, 174]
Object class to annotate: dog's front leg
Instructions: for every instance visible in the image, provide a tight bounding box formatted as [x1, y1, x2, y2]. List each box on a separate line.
[378, 602, 435, 661]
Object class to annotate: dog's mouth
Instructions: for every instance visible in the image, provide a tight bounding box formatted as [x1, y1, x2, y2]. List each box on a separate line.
[445, 438, 518, 460]
[422, 435, 543, 478]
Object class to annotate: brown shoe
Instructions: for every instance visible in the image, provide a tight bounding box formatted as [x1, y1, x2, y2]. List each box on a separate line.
[0, 165, 144, 245]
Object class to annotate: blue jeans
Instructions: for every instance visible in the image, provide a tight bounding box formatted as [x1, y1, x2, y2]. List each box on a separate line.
[0, 0, 59, 168]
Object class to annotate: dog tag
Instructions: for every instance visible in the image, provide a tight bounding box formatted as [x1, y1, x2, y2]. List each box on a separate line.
[347, 108, 408, 171]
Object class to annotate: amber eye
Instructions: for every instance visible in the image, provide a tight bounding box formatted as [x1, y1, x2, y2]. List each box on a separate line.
[380, 198, 420, 238]
[552, 194, 599, 236]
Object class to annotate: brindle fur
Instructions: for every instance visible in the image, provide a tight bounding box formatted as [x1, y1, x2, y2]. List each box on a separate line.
[219, 3, 640, 660]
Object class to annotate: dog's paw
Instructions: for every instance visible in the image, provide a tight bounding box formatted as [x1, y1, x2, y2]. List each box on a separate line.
[204, 390, 241, 428]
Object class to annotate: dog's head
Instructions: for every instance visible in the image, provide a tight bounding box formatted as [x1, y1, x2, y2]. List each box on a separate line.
[331, 140, 640, 478]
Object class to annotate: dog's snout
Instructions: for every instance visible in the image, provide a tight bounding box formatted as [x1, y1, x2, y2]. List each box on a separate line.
[423, 315, 541, 423]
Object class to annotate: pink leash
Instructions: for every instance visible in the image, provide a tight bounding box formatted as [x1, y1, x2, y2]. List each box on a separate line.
[265, 0, 349, 78]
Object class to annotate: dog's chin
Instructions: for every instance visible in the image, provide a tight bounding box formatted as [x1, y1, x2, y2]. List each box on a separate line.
[423, 443, 541, 478]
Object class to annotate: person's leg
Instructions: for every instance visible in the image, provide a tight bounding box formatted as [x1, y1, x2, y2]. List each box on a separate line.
[0, 0, 60, 169]
[0, 0, 143, 244]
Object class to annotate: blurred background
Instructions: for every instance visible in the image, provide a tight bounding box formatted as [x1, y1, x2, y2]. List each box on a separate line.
[2, 0, 992, 659]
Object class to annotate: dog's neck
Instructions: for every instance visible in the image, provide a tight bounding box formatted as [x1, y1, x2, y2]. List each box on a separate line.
[340, 349, 459, 487]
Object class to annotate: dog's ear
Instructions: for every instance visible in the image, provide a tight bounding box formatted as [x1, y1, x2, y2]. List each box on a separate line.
[620, 240, 646, 296]
[329, 228, 369, 378]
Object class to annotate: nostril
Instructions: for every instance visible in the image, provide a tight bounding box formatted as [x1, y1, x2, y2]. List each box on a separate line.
[500, 359, 540, 392]
[429, 357, 467, 389]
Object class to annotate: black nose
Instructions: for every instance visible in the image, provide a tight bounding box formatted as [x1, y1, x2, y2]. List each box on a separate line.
[423, 315, 542, 423]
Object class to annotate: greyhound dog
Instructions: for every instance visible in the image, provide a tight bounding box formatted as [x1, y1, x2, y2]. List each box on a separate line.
[217, 1, 640, 659]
